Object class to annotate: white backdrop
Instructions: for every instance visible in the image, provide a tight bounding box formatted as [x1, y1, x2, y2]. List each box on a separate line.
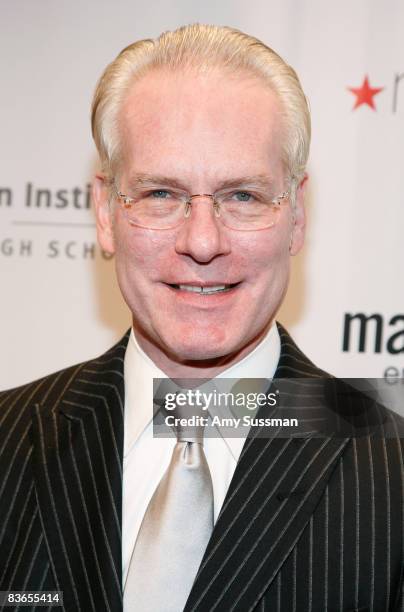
[1, 0, 403, 389]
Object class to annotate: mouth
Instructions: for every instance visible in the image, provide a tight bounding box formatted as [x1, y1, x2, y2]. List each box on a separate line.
[166, 282, 240, 295]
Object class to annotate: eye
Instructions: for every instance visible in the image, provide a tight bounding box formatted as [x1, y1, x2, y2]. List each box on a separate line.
[233, 191, 253, 202]
[150, 190, 171, 199]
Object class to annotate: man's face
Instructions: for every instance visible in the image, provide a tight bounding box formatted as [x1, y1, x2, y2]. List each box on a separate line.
[94, 69, 305, 368]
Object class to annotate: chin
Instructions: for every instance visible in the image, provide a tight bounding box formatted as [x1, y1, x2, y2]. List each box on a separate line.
[162, 329, 237, 363]
[173, 346, 229, 363]
[165, 330, 252, 363]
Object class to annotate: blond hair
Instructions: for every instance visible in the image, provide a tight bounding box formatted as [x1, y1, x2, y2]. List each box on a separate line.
[91, 24, 310, 194]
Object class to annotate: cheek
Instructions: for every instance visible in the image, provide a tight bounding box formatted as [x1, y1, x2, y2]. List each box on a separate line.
[111, 226, 163, 314]
[236, 229, 290, 286]
[113, 221, 170, 277]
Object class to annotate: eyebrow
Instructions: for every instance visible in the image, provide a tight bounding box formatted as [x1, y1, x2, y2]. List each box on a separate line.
[128, 174, 188, 191]
[126, 173, 276, 192]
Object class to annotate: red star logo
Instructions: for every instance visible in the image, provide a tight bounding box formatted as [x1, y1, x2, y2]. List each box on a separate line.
[348, 75, 384, 110]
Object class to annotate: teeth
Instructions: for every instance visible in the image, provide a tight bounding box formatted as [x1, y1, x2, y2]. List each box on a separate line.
[178, 284, 228, 294]
[179, 285, 203, 293]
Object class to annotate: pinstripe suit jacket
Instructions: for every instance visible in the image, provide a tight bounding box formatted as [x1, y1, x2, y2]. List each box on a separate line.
[0, 324, 403, 612]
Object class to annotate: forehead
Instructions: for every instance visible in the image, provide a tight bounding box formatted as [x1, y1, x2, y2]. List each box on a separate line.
[118, 68, 285, 183]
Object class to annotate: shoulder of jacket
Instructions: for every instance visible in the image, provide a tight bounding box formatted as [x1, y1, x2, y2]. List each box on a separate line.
[0, 330, 130, 417]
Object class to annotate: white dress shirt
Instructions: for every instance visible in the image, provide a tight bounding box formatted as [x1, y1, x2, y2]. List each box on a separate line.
[122, 324, 281, 587]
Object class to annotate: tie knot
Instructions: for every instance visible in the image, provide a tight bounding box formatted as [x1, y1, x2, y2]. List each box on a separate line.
[171, 404, 207, 444]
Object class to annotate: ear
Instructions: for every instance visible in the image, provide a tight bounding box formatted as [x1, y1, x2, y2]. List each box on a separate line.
[93, 174, 115, 254]
[289, 174, 307, 256]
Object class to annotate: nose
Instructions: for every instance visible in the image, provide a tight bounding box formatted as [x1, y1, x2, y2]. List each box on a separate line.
[175, 195, 231, 263]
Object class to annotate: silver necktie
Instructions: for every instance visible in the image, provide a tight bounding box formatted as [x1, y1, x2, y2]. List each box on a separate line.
[124, 405, 214, 611]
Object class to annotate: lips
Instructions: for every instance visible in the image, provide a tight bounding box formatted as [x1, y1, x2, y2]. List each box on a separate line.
[166, 282, 240, 294]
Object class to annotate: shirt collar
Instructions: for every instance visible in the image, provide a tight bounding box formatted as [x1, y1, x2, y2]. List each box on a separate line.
[124, 323, 281, 457]
[123, 330, 167, 456]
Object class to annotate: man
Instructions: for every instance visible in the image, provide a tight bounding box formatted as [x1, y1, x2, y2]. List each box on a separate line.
[0, 24, 403, 612]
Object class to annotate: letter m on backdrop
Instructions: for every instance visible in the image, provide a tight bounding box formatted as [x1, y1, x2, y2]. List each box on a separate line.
[342, 313, 383, 353]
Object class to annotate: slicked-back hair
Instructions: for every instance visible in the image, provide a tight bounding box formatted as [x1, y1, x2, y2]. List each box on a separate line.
[91, 24, 311, 198]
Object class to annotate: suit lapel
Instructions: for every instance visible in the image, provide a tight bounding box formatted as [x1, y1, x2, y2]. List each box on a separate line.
[31, 334, 128, 612]
[185, 323, 350, 612]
